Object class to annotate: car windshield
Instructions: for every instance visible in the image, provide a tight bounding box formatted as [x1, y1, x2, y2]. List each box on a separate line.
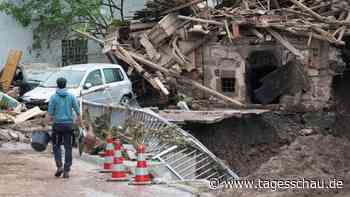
[25, 69, 57, 83]
[41, 70, 85, 88]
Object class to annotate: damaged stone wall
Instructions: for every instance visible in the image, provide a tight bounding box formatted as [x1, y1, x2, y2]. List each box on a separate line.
[192, 35, 345, 111]
[280, 38, 345, 111]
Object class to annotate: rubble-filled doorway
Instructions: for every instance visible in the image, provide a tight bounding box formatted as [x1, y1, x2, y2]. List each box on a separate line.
[247, 51, 278, 104]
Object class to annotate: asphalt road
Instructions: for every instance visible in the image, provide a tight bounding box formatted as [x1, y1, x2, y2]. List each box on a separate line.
[0, 143, 194, 197]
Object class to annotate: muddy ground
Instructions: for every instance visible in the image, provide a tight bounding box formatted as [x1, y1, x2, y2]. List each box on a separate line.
[185, 112, 306, 176]
[185, 109, 349, 196]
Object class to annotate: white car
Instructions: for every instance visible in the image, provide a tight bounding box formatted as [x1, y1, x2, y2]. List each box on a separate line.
[22, 63, 134, 107]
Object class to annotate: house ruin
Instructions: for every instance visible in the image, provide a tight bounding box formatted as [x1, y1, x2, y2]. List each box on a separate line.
[83, 0, 347, 113]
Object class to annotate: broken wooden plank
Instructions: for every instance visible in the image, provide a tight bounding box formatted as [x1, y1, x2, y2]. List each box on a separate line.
[114, 47, 170, 96]
[154, 77, 170, 95]
[266, 28, 305, 60]
[14, 107, 46, 124]
[288, 0, 325, 21]
[0, 50, 22, 92]
[73, 29, 104, 44]
[164, 35, 210, 68]
[177, 15, 224, 26]
[129, 22, 156, 32]
[337, 12, 350, 42]
[250, 28, 264, 39]
[147, 13, 184, 46]
[224, 20, 233, 42]
[113, 49, 160, 91]
[140, 33, 161, 61]
[310, 25, 345, 45]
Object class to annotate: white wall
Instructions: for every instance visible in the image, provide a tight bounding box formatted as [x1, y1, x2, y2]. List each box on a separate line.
[0, 12, 33, 69]
[0, 0, 147, 68]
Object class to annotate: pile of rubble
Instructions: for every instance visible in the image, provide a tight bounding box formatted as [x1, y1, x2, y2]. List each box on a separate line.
[135, 0, 350, 46]
[94, 0, 349, 110]
[0, 91, 48, 146]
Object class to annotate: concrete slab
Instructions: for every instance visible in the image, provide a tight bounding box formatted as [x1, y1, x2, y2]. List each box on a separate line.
[158, 109, 270, 124]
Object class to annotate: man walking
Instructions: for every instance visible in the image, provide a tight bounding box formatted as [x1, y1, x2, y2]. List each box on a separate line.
[48, 77, 80, 178]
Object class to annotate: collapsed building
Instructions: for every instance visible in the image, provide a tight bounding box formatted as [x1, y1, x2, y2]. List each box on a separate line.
[71, 3, 350, 193]
[99, 0, 347, 112]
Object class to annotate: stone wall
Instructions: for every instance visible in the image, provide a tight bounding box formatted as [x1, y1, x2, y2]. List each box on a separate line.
[197, 36, 344, 111]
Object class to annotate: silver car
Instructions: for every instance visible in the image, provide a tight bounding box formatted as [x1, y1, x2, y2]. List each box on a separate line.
[22, 63, 134, 107]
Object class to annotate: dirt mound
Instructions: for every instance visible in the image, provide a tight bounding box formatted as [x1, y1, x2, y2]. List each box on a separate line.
[219, 135, 350, 197]
[185, 112, 304, 176]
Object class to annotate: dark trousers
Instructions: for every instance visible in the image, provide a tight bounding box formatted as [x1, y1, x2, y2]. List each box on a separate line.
[52, 123, 74, 172]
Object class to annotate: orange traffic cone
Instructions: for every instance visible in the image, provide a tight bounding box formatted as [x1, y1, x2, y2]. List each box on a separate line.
[100, 135, 114, 173]
[108, 139, 128, 181]
[130, 144, 151, 185]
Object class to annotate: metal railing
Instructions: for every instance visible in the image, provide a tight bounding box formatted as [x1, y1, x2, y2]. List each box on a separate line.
[82, 100, 239, 181]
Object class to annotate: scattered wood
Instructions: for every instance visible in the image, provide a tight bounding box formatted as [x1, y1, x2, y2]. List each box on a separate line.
[288, 0, 325, 21]
[177, 15, 224, 26]
[140, 33, 161, 61]
[337, 12, 350, 42]
[0, 50, 22, 92]
[147, 13, 184, 46]
[127, 49, 244, 107]
[113, 46, 170, 96]
[78, 0, 350, 107]
[14, 107, 46, 124]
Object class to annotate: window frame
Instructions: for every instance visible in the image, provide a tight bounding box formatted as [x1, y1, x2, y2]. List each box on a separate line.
[103, 67, 124, 84]
[221, 77, 236, 93]
[84, 69, 104, 87]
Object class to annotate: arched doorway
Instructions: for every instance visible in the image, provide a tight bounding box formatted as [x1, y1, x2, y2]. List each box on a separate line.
[247, 50, 279, 104]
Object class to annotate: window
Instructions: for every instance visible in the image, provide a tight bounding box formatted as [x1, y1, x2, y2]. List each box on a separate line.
[103, 68, 124, 83]
[221, 78, 236, 92]
[85, 70, 103, 87]
[62, 39, 88, 66]
[42, 70, 85, 88]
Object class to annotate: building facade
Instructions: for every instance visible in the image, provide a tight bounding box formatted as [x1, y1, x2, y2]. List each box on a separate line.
[0, 0, 146, 68]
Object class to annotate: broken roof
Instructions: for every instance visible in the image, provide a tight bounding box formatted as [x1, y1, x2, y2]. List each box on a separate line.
[96, 0, 349, 108]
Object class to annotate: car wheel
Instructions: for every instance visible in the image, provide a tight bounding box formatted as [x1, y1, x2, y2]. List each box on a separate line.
[120, 95, 130, 106]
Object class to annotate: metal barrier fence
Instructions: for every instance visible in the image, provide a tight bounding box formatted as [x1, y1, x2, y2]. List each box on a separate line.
[82, 100, 239, 181]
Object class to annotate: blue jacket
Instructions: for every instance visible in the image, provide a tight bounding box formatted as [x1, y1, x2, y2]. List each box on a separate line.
[48, 89, 80, 124]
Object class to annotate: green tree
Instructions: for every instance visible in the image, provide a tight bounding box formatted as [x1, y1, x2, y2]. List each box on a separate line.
[0, 0, 125, 48]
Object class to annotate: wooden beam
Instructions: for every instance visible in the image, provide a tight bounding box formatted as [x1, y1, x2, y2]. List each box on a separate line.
[75, 25, 242, 107]
[73, 29, 104, 44]
[74, 30, 170, 95]
[311, 25, 345, 45]
[266, 28, 305, 60]
[113, 48, 169, 96]
[0, 50, 22, 92]
[164, 35, 210, 68]
[337, 12, 350, 42]
[140, 33, 161, 61]
[288, 0, 325, 21]
[177, 15, 224, 26]
[127, 51, 245, 107]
